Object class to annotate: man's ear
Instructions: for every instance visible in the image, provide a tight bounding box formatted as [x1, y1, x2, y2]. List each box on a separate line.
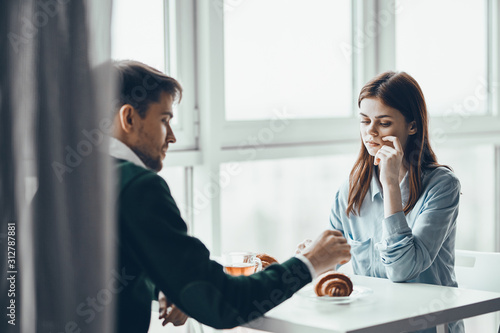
[118, 104, 137, 134]
[408, 121, 417, 135]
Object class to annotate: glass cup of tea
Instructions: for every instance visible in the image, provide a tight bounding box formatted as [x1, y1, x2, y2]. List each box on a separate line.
[222, 252, 262, 276]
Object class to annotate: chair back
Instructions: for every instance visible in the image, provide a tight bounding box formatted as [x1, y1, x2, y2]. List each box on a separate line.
[455, 249, 500, 292]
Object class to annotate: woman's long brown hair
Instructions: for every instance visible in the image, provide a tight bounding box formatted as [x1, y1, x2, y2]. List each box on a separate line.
[346, 71, 448, 217]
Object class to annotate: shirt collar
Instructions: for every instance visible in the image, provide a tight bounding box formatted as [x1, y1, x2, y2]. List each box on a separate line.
[370, 167, 383, 201]
[109, 137, 147, 169]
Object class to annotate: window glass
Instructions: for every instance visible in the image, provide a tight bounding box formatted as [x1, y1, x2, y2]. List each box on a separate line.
[220, 154, 357, 261]
[111, 0, 181, 125]
[433, 144, 495, 251]
[395, 0, 488, 116]
[111, 0, 165, 72]
[221, 144, 496, 258]
[224, 0, 352, 120]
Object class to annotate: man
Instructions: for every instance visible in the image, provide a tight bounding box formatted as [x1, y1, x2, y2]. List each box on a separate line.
[110, 60, 351, 332]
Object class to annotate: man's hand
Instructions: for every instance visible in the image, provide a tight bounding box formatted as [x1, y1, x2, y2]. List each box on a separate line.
[158, 291, 188, 326]
[300, 230, 351, 275]
[295, 239, 312, 255]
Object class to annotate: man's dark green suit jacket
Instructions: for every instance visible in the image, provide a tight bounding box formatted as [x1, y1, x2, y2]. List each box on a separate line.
[115, 159, 312, 332]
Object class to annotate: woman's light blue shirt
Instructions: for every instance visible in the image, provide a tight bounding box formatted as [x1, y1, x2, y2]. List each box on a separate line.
[330, 166, 463, 332]
[330, 166, 460, 285]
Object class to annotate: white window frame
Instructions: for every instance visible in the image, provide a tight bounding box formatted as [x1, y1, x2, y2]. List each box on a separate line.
[164, 0, 198, 152]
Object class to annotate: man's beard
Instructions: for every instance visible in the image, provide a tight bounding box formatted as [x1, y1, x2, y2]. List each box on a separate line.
[131, 147, 162, 172]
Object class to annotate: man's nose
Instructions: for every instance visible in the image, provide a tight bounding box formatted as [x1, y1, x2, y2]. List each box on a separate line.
[167, 124, 176, 144]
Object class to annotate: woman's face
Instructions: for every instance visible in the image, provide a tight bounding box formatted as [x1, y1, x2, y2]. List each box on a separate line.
[359, 97, 416, 157]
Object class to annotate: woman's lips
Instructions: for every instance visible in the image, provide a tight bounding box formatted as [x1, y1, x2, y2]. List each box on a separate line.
[365, 141, 380, 147]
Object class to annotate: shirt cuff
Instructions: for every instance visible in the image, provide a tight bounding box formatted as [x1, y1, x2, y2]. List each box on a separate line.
[294, 254, 317, 280]
[382, 211, 411, 240]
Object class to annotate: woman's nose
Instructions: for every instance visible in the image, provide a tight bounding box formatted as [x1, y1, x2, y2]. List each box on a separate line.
[366, 124, 378, 136]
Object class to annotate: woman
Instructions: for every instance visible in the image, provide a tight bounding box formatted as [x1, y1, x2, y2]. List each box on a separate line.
[329, 71, 463, 333]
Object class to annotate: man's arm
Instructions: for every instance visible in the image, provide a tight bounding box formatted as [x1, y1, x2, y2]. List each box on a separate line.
[121, 172, 349, 329]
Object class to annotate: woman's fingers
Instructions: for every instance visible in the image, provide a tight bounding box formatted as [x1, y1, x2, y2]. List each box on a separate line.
[374, 148, 389, 165]
[380, 145, 396, 154]
[379, 146, 397, 159]
[382, 136, 403, 152]
[374, 143, 400, 166]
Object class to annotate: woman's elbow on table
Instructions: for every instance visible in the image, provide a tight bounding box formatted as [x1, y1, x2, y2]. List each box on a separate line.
[384, 261, 422, 283]
[386, 269, 419, 283]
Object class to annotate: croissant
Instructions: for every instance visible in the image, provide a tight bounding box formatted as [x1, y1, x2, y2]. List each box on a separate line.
[314, 271, 353, 297]
[256, 253, 279, 268]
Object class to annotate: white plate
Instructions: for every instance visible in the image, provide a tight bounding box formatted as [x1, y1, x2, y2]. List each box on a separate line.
[295, 284, 373, 304]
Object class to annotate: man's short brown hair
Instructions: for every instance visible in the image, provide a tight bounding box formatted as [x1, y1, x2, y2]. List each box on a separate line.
[113, 60, 182, 118]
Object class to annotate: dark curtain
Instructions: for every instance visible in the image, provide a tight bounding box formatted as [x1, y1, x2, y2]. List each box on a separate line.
[1, 1, 116, 332]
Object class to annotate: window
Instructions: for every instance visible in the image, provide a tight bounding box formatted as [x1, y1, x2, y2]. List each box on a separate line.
[110, 0, 500, 264]
[224, 0, 352, 120]
[434, 144, 496, 251]
[111, 0, 197, 150]
[111, 0, 166, 72]
[220, 154, 357, 260]
[395, 0, 488, 116]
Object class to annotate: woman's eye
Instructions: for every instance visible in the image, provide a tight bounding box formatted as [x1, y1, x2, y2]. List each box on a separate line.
[360, 120, 369, 124]
[380, 122, 391, 127]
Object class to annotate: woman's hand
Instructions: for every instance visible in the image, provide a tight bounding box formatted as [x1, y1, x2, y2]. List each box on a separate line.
[374, 136, 404, 188]
[374, 136, 405, 217]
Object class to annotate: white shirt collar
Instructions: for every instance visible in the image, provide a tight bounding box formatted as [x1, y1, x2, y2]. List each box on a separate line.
[370, 169, 383, 201]
[109, 137, 147, 169]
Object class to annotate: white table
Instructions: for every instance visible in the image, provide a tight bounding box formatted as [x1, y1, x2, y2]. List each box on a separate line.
[243, 275, 500, 333]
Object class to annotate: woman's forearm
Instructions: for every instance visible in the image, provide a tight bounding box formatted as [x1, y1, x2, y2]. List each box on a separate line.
[383, 182, 403, 218]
